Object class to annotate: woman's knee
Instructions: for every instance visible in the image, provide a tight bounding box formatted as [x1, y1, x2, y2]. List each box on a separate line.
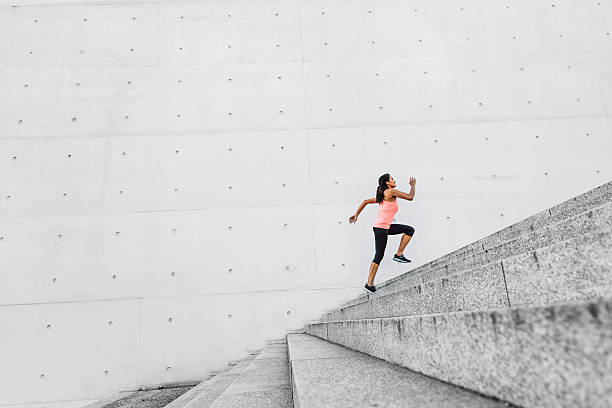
[405, 226, 415, 236]
[372, 254, 384, 264]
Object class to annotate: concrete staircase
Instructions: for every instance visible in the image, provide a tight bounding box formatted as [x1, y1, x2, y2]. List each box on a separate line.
[92, 180, 612, 408]
[95, 333, 519, 408]
[304, 180, 612, 408]
[287, 333, 513, 408]
[90, 343, 292, 408]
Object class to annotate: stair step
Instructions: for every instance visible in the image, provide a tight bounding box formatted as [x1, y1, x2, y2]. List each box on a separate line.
[414, 200, 611, 286]
[497, 180, 612, 245]
[98, 386, 194, 408]
[307, 297, 612, 408]
[207, 343, 292, 408]
[321, 226, 612, 322]
[266, 337, 288, 346]
[287, 333, 513, 408]
[430, 180, 612, 269]
[166, 354, 255, 408]
[503, 226, 612, 306]
[82, 392, 134, 408]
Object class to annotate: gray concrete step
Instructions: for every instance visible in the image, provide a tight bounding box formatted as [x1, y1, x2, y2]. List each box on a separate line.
[413, 199, 611, 286]
[491, 179, 612, 248]
[368, 199, 612, 303]
[82, 392, 134, 408]
[97, 386, 196, 408]
[205, 342, 293, 408]
[166, 354, 256, 408]
[306, 297, 612, 408]
[287, 333, 514, 408]
[430, 180, 612, 270]
[321, 227, 612, 322]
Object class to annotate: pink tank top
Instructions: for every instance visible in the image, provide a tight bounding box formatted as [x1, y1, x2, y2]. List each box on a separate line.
[373, 199, 399, 229]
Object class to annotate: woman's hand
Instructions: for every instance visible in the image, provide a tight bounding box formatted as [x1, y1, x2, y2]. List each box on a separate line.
[409, 177, 416, 186]
[349, 214, 358, 224]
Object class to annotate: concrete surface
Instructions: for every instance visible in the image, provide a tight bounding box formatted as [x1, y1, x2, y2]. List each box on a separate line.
[287, 333, 513, 408]
[166, 355, 255, 408]
[2, 0, 612, 405]
[307, 297, 612, 408]
[375, 198, 612, 299]
[81, 392, 134, 408]
[207, 342, 292, 408]
[429, 180, 612, 266]
[503, 228, 612, 306]
[101, 387, 194, 408]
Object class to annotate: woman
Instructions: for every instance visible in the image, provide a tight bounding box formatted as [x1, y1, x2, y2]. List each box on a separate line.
[348, 174, 416, 293]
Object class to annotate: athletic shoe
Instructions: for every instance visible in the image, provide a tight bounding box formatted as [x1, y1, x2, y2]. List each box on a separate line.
[364, 284, 377, 293]
[393, 254, 412, 263]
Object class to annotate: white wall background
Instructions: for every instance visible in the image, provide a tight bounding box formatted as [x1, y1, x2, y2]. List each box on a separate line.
[1, 0, 611, 406]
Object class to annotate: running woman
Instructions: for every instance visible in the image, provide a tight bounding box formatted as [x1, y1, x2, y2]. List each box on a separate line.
[348, 173, 416, 293]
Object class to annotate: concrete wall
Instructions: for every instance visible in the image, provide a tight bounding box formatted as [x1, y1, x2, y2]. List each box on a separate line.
[1, 0, 611, 405]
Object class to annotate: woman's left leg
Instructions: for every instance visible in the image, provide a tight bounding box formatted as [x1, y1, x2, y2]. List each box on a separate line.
[388, 224, 415, 256]
[370, 227, 389, 286]
[367, 262, 379, 287]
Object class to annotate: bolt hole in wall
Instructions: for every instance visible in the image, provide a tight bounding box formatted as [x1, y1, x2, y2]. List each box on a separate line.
[0, 0, 611, 406]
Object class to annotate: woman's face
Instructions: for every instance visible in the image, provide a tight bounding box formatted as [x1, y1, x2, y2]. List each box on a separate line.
[388, 176, 396, 188]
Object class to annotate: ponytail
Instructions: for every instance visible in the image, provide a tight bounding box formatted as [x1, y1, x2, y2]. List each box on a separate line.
[376, 173, 391, 203]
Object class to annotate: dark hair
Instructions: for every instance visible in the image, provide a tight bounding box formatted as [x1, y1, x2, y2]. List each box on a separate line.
[376, 173, 391, 203]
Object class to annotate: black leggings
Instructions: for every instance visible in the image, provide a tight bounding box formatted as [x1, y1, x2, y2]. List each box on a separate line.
[372, 224, 415, 265]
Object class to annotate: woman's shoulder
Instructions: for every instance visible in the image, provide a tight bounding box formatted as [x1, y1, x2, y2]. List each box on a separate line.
[383, 189, 396, 201]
